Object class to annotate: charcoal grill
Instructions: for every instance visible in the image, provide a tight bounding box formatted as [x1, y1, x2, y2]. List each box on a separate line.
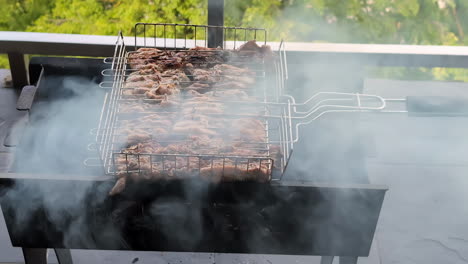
[0, 23, 389, 264]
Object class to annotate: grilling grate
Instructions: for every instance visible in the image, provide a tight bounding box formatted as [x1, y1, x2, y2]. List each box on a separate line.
[93, 23, 290, 182]
[132, 22, 267, 50]
[91, 23, 387, 183]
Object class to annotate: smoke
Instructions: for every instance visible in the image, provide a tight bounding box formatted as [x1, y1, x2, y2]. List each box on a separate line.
[2, 38, 383, 262]
[6, 7, 463, 261]
[225, 3, 468, 262]
[219, 2, 396, 258]
[1, 73, 114, 249]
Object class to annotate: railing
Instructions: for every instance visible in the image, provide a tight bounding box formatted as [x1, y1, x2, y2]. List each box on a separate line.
[2, 31, 468, 88]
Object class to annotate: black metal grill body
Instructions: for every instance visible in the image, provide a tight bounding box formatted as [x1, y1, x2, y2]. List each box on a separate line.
[0, 57, 387, 258]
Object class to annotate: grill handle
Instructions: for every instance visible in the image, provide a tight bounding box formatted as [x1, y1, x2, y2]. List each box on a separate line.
[406, 96, 468, 116]
[3, 84, 38, 147]
[16, 85, 37, 111]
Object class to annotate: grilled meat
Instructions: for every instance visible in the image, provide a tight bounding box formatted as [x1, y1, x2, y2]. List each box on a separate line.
[238, 40, 273, 56]
[108, 40, 276, 194]
[186, 82, 211, 92]
[213, 64, 254, 76]
[125, 130, 152, 145]
[109, 177, 127, 196]
[133, 87, 151, 95]
[124, 80, 156, 89]
[238, 40, 262, 52]
[191, 68, 220, 83]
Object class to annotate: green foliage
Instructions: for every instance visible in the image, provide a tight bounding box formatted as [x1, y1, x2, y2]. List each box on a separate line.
[0, 0, 53, 31]
[27, 0, 207, 35]
[1, 0, 468, 81]
[0, 55, 8, 69]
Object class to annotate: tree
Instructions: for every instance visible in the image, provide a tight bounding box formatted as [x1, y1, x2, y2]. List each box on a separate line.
[1, 0, 468, 81]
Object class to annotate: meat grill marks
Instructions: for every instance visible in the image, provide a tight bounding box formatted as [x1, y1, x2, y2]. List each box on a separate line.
[109, 41, 273, 194]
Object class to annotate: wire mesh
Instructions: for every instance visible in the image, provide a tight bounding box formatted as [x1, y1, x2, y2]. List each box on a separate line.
[134, 23, 267, 50]
[96, 24, 289, 182]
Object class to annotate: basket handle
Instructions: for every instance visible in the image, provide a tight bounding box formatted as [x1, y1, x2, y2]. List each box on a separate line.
[406, 96, 468, 116]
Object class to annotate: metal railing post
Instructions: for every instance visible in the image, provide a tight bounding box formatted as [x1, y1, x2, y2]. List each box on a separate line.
[207, 0, 224, 48]
[7, 52, 29, 88]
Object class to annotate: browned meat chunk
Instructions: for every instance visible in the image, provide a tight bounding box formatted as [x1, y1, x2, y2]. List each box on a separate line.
[127, 73, 161, 83]
[109, 177, 127, 196]
[238, 40, 262, 52]
[186, 82, 210, 92]
[204, 90, 250, 100]
[123, 129, 152, 145]
[190, 68, 220, 83]
[145, 91, 164, 100]
[109, 39, 276, 192]
[130, 64, 163, 73]
[213, 64, 254, 76]
[212, 81, 249, 90]
[133, 87, 151, 95]
[124, 80, 155, 89]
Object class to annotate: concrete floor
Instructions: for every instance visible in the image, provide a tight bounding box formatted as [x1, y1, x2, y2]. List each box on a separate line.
[1, 72, 468, 263]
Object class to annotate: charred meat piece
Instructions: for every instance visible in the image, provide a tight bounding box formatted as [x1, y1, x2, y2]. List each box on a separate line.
[111, 39, 275, 188]
[204, 89, 251, 100]
[127, 73, 161, 83]
[109, 177, 127, 196]
[160, 69, 190, 87]
[232, 118, 265, 132]
[145, 91, 165, 100]
[124, 80, 156, 89]
[186, 82, 211, 92]
[173, 120, 217, 136]
[213, 64, 255, 76]
[229, 118, 266, 142]
[130, 64, 164, 73]
[181, 106, 224, 115]
[200, 161, 270, 182]
[127, 75, 145, 82]
[135, 47, 162, 55]
[122, 129, 152, 145]
[223, 75, 256, 85]
[183, 50, 227, 68]
[121, 115, 173, 129]
[191, 68, 220, 83]
[119, 103, 147, 113]
[183, 99, 222, 108]
[155, 83, 179, 95]
[132, 87, 151, 95]
[152, 51, 184, 69]
[238, 40, 262, 52]
[212, 81, 250, 90]
[237, 40, 273, 56]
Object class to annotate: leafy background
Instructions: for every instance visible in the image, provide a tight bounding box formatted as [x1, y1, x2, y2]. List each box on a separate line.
[1, 0, 468, 80]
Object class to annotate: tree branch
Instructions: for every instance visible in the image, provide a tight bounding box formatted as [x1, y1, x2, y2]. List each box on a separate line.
[451, 5, 464, 42]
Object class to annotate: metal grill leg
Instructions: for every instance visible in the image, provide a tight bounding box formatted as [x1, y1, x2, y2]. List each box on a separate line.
[54, 248, 73, 264]
[22, 248, 47, 264]
[320, 256, 334, 264]
[339, 256, 358, 264]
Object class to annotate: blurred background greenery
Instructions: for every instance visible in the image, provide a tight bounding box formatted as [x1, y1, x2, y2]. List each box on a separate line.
[1, 0, 468, 81]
